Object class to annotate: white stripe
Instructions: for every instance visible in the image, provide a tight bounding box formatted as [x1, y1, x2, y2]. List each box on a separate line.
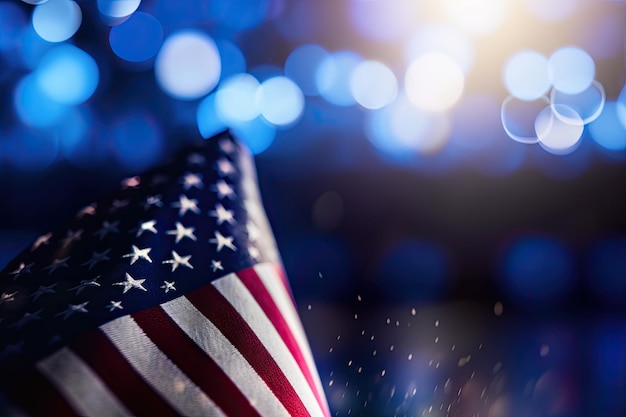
[255, 263, 329, 411]
[100, 316, 226, 417]
[36, 347, 132, 417]
[213, 273, 325, 417]
[161, 294, 291, 417]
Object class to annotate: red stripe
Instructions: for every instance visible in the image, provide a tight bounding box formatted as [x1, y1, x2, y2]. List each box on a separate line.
[238, 267, 330, 417]
[275, 264, 298, 306]
[69, 329, 179, 417]
[0, 366, 77, 416]
[132, 306, 262, 417]
[187, 283, 312, 417]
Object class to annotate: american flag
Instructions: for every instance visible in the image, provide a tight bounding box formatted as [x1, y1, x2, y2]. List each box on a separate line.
[0, 130, 330, 417]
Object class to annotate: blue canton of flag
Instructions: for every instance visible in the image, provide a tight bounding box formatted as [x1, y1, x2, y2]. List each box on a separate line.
[0, 130, 330, 417]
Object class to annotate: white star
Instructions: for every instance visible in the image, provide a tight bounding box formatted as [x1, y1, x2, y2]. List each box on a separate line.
[249, 246, 261, 260]
[161, 281, 176, 293]
[219, 138, 236, 154]
[0, 291, 18, 305]
[210, 231, 237, 252]
[215, 158, 236, 176]
[106, 300, 123, 312]
[94, 221, 120, 240]
[166, 222, 197, 243]
[10, 310, 43, 329]
[113, 272, 147, 294]
[81, 249, 111, 270]
[30, 283, 57, 301]
[210, 260, 223, 272]
[122, 246, 152, 265]
[209, 203, 235, 225]
[121, 175, 141, 188]
[8, 262, 34, 280]
[144, 195, 163, 210]
[212, 179, 235, 199]
[60, 229, 83, 247]
[68, 277, 101, 294]
[162, 251, 193, 272]
[43, 257, 70, 275]
[247, 221, 261, 242]
[182, 173, 203, 190]
[76, 203, 97, 218]
[56, 302, 89, 320]
[31, 232, 52, 251]
[135, 220, 158, 237]
[172, 194, 201, 216]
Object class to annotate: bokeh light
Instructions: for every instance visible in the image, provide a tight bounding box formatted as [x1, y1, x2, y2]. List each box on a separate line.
[348, 0, 419, 41]
[316, 50, 362, 107]
[535, 105, 584, 155]
[97, 0, 141, 25]
[18, 24, 55, 69]
[231, 116, 276, 155]
[35, 44, 99, 105]
[154, 30, 221, 100]
[376, 239, 449, 301]
[196, 93, 227, 139]
[111, 110, 165, 171]
[589, 101, 626, 151]
[503, 50, 550, 101]
[548, 46, 595, 94]
[109, 11, 163, 63]
[405, 25, 474, 74]
[500, 235, 574, 303]
[349, 60, 397, 110]
[13, 74, 67, 127]
[366, 93, 451, 157]
[617, 83, 626, 127]
[285, 44, 329, 96]
[442, 0, 509, 35]
[522, 0, 584, 21]
[54, 107, 90, 160]
[501, 95, 548, 144]
[258, 76, 305, 126]
[311, 191, 344, 232]
[551, 80, 605, 125]
[32, 0, 82, 43]
[405, 53, 464, 112]
[215, 73, 261, 124]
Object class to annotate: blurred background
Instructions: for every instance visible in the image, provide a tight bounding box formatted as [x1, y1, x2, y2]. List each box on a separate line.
[1, 0, 626, 415]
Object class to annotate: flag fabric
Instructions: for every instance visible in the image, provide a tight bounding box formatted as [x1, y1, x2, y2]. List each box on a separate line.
[0, 130, 330, 417]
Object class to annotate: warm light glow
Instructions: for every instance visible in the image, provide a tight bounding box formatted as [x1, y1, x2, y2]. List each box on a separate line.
[405, 53, 464, 112]
[442, 0, 509, 35]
